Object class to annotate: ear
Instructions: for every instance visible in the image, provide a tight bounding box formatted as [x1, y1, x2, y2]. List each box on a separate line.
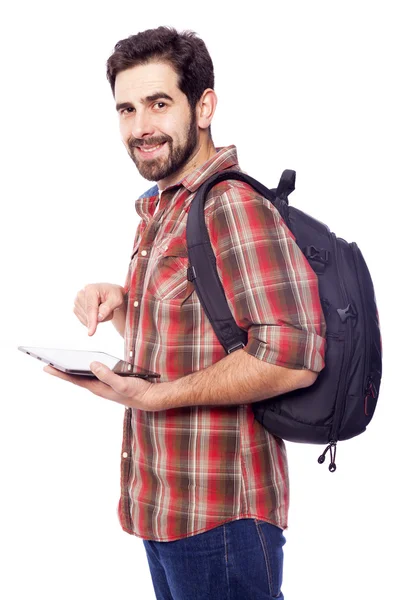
[197, 89, 218, 130]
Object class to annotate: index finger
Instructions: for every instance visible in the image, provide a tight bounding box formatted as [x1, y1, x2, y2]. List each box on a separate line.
[85, 289, 100, 336]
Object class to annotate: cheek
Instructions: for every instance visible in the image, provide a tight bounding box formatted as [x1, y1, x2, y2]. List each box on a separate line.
[119, 120, 132, 144]
[166, 124, 185, 146]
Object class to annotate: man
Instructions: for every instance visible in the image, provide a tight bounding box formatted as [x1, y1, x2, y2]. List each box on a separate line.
[45, 26, 326, 599]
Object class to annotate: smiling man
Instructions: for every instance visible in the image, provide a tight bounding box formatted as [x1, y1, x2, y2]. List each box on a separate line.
[45, 26, 326, 600]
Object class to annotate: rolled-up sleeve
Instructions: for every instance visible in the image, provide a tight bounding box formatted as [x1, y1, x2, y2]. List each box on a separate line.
[206, 183, 326, 373]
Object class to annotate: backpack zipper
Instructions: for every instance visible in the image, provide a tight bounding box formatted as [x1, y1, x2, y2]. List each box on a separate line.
[319, 234, 354, 470]
[350, 242, 371, 397]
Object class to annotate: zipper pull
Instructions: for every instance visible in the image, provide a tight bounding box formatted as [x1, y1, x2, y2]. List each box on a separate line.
[365, 375, 377, 399]
[364, 376, 378, 416]
[369, 380, 377, 399]
[318, 441, 337, 472]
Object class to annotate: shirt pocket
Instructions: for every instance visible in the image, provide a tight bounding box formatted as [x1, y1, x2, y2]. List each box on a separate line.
[147, 235, 194, 303]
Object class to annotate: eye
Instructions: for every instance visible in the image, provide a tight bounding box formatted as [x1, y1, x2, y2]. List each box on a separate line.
[121, 107, 135, 116]
[153, 102, 167, 110]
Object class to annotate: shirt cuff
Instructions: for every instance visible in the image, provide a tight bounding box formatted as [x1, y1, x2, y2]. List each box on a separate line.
[244, 325, 326, 373]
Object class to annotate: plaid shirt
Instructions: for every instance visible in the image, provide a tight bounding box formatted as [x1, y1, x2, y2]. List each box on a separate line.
[119, 146, 326, 541]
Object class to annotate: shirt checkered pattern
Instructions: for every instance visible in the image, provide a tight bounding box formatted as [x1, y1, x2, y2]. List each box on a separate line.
[118, 146, 326, 541]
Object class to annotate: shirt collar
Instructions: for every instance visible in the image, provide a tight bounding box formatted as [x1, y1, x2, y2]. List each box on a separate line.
[135, 145, 239, 220]
[180, 145, 239, 193]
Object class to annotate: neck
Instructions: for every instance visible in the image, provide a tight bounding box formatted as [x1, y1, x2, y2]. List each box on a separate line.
[157, 134, 216, 191]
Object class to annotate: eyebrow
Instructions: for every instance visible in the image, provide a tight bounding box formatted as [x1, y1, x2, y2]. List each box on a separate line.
[116, 92, 174, 112]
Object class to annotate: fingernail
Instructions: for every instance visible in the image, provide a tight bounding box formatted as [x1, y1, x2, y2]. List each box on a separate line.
[98, 313, 103, 321]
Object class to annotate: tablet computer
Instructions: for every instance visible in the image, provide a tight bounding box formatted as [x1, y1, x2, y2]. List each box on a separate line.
[18, 346, 160, 379]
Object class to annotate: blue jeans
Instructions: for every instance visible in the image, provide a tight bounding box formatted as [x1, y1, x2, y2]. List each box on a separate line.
[143, 518, 285, 599]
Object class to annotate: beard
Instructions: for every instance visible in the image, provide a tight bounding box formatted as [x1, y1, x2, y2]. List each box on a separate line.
[126, 109, 199, 182]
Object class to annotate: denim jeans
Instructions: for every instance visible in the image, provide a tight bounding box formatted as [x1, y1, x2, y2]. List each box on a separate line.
[143, 518, 285, 600]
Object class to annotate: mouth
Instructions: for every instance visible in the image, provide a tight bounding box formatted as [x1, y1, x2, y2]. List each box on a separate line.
[135, 141, 167, 159]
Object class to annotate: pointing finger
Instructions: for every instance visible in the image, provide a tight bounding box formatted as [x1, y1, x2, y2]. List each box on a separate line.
[85, 290, 100, 336]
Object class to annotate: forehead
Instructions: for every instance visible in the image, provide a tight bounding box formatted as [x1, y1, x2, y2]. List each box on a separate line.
[114, 61, 183, 102]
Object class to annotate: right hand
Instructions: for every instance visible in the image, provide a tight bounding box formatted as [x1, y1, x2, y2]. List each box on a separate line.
[74, 283, 125, 336]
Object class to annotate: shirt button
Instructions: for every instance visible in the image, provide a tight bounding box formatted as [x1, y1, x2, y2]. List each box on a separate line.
[129, 350, 133, 358]
[133, 301, 139, 307]
[141, 250, 147, 257]
[122, 452, 129, 458]
[164, 245, 169, 251]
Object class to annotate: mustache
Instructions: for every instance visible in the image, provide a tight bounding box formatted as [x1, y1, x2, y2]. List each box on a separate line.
[128, 135, 172, 150]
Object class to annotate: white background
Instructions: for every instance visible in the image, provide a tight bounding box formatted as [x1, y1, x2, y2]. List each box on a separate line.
[1, 1, 398, 598]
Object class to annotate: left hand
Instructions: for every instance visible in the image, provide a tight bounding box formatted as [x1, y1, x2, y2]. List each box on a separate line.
[43, 362, 159, 411]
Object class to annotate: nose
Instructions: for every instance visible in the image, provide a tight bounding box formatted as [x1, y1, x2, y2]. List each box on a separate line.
[130, 109, 155, 139]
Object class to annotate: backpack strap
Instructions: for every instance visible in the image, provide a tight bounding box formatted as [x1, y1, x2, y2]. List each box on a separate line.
[186, 170, 279, 354]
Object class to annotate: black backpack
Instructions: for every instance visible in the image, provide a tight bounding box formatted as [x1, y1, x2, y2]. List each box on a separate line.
[186, 170, 382, 471]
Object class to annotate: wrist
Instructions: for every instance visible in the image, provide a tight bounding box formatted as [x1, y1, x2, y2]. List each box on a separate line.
[146, 380, 177, 412]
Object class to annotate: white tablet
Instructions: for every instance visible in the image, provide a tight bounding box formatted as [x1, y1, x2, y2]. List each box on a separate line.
[18, 346, 160, 379]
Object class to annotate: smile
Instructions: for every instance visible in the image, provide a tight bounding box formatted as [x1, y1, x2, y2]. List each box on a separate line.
[136, 142, 167, 157]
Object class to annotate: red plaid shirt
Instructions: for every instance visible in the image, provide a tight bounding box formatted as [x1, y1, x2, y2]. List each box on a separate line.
[119, 146, 326, 541]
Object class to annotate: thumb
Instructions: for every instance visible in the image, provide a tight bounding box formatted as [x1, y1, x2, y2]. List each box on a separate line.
[97, 301, 115, 322]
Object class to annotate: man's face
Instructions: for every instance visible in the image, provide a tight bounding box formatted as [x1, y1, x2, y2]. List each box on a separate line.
[115, 62, 199, 184]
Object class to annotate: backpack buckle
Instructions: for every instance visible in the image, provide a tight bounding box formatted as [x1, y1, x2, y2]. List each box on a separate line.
[337, 303, 357, 323]
[187, 265, 197, 282]
[303, 246, 329, 264]
[227, 342, 245, 354]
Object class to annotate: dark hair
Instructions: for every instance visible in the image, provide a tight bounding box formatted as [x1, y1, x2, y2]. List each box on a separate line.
[106, 26, 214, 109]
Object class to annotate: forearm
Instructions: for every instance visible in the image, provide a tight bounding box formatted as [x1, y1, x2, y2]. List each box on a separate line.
[154, 349, 317, 411]
[46, 342, 317, 414]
